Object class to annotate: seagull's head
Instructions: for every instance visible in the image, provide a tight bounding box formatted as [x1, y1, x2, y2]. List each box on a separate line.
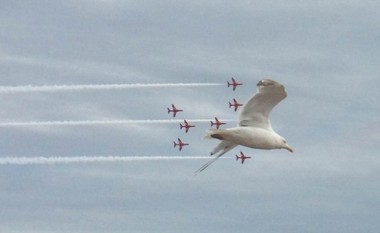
[257, 79, 278, 87]
[257, 79, 286, 93]
[280, 137, 294, 153]
[257, 79, 272, 87]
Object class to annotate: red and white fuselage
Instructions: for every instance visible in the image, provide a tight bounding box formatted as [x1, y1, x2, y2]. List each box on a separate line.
[227, 78, 243, 91]
[229, 98, 243, 112]
[180, 120, 195, 133]
[167, 104, 183, 117]
[210, 117, 226, 129]
[235, 151, 251, 164]
[173, 138, 189, 151]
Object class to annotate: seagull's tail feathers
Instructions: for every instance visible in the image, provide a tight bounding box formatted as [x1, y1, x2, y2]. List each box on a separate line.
[210, 140, 236, 156]
[204, 129, 214, 139]
[195, 140, 236, 175]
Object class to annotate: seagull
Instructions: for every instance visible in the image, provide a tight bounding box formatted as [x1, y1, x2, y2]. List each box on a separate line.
[196, 79, 293, 174]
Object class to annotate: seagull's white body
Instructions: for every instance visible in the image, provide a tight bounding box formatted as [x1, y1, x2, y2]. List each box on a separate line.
[197, 79, 293, 173]
[208, 127, 284, 150]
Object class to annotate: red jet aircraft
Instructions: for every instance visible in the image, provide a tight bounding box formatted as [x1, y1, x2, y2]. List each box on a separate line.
[167, 104, 183, 117]
[180, 120, 195, 133]
[210, 117, 226, 129]
[173, 138, 189, 151]
[227, 77, 243, 91]
[229, 98, 243, 112]
[236, 151, 251, 164]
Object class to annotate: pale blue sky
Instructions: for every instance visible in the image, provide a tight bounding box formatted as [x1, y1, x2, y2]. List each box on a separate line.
[0, 1, 379, 232]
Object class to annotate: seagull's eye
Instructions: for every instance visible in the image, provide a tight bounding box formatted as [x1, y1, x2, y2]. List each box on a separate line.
[283, 139, 287, 143]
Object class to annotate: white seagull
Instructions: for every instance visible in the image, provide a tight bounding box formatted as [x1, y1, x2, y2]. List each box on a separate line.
[196, 79, 293, 174]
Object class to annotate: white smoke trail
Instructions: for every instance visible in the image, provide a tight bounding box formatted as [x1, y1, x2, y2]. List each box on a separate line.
[0, 119, 234, 127]
[0, 83, 223, 94]
[0, 156, 228, 165]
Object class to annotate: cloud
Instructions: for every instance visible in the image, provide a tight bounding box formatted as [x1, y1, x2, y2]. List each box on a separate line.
[1, 0, 379, 232]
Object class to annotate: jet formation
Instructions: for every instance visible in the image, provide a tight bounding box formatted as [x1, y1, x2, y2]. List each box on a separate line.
[167, 78, 250, 166]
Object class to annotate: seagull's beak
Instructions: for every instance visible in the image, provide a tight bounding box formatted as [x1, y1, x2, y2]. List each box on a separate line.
[285, 145, 294, 153]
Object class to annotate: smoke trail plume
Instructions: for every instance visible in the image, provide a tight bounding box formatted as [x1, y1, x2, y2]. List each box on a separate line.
[0, 83, 223, 94]
[0, 119, 234, 127]
[0, 156, 228, 165]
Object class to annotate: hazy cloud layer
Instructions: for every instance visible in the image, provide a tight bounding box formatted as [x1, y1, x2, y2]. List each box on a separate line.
[0, 1, 379, 232]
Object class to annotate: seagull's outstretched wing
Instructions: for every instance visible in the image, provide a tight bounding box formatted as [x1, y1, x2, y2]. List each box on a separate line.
[238, 79, 287, 131]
